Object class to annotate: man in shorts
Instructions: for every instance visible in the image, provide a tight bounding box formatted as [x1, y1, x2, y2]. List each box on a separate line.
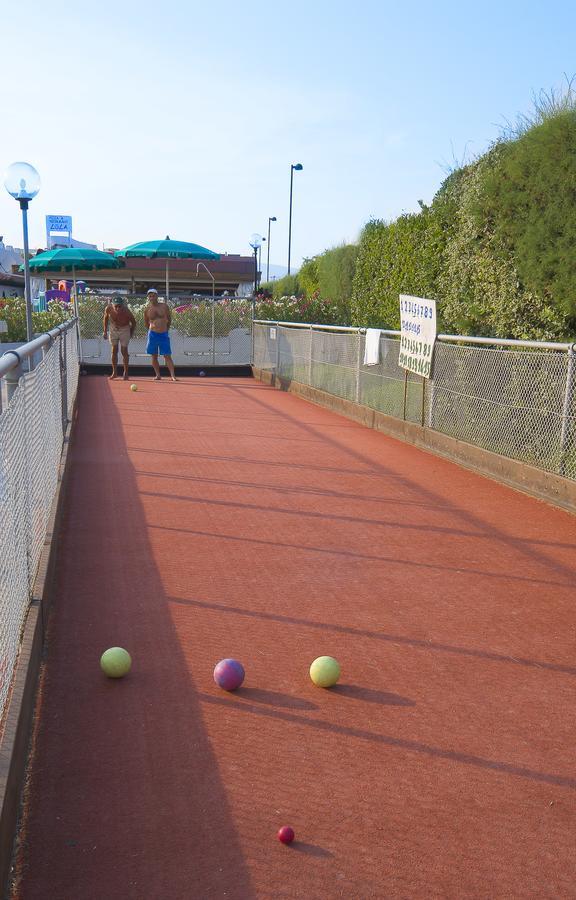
[103, 295, 137, 380]
[144, 288, 177, 381]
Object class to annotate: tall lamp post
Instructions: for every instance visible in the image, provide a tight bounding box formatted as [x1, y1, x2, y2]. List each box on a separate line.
[258, 237, 266, 278]
[287, 163, 303, 275]
[249, 233, 262, 295]
[266, 216, 276, 282]
[4, 162, 41, 344]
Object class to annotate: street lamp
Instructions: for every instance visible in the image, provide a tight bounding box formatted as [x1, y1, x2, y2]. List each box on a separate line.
[266, 216, 277, 282]
[4, 162, 41, 344]
[288, 163, 303, 275]
[258, 237, 266, 278]
[249, 233, 262, 295]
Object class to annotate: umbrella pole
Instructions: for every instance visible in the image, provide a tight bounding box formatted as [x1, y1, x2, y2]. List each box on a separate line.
[72, 266, 83, 365]
[166, 261, 170, 303]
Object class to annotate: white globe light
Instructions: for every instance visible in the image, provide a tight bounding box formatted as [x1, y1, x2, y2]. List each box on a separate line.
[249, 232, 262, 250]
[4, 162, 41, 201]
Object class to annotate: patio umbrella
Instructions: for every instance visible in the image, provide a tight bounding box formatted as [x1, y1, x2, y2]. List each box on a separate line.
[25, 247, 123, 303]
[114, 237, 220, 301]
[25, 248, 124, 362]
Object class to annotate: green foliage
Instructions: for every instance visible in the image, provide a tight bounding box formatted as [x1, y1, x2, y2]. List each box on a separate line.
[474, 110, 576, 326]
[350, 90, 576, 340]
[351, 208, 446, 329]
[297, 257, 320, 297]
[316, 244, 357, 321]
[0, 297, 71, 342]
[266, 274, 301, 299]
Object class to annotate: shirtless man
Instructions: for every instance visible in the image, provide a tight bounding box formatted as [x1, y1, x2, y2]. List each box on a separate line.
[144, 288, 177, 381]
[103, 295, 137, 380]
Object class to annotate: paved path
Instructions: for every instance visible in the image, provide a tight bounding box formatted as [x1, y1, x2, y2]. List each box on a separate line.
[11, 374, 576, 899]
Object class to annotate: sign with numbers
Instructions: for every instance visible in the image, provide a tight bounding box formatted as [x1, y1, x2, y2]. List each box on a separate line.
[398, 294, 437, 379]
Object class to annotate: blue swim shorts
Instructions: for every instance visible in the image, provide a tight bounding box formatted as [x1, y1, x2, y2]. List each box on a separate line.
[146, 330, 172, 356]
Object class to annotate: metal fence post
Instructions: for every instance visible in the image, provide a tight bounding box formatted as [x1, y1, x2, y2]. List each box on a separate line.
[427, 378, 436, 428]
[355, 330, 362, 404]
[211, 298, 216, 367]
[275, 325, 281, 377]
[308, 326, 313, 386]
[559, 344, 576, 475]
[60, 332, 68, 436]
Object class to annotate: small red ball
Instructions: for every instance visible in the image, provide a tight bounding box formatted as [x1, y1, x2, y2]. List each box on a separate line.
[278, 826, 295, 844]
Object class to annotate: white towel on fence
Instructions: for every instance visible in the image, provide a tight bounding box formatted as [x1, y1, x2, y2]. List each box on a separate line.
[364, 328, 381, 366]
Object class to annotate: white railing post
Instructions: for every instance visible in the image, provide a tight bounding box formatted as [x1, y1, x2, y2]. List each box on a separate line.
[355, 331, 362, 403]
[275, 325, 281, 376]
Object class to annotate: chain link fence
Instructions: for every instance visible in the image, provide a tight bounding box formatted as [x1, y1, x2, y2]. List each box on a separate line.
[253, 322, 576, 481]
[0, 322, 79, 722]
[78, 295, 254, 366]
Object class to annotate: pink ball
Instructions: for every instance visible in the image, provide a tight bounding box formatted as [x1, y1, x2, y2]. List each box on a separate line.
[278, 826, 295, 844]
[213, 658, 245, 691]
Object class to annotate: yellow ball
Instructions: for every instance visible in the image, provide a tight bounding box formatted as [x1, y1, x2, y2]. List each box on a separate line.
[130, 384, 138, 392]
[309, 656, 340, 688]
[100, 647, 132, 678]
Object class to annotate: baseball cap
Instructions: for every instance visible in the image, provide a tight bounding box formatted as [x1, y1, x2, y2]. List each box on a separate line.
[147, 287, 159, 296]
[112, 295, 125, 305]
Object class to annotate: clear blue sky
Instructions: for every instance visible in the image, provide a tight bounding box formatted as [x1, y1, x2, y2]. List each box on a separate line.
[2, 0, 575, 270]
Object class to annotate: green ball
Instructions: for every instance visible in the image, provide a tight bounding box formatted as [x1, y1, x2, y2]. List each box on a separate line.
[100, 647, 132, 678]
[309, 655, 340, 688]
[130, 384, 138, 392]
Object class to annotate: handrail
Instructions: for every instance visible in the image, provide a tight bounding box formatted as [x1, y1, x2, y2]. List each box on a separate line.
[253, 320, 575, 351]
[0, 318, 77, 378]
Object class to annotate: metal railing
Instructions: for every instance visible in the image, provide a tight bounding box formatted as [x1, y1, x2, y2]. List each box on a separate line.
[253, 321, 576, 481]
[0, 319, 79, 720]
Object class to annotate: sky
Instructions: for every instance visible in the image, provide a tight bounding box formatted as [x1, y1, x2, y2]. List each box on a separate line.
[1, 0, 575, 271]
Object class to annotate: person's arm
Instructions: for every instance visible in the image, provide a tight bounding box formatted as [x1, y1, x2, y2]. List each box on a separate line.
[129, 310, 136, 336]
[103, 306, 109, 337]
[144, 306, 150, 329]
[165, 304, 172, 328]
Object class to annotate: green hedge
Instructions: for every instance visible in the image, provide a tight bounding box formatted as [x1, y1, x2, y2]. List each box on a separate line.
[350, 100, 576, 339]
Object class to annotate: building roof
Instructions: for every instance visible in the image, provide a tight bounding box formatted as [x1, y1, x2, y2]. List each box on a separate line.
[43, 253, 256, 296]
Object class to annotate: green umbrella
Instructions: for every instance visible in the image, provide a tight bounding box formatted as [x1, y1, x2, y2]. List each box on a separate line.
[25, 248, 122, 304]
[114, 237, 219, 301]
[25, 248, 123, 363]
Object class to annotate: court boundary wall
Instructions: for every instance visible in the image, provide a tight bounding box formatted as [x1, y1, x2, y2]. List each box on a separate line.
[0, 399, 78, 897]
[252, 366, 576, 516]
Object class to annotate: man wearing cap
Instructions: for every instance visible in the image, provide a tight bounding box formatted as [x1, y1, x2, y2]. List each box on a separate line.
[144, 288, 177, 381]
[103, 295, 137, 380]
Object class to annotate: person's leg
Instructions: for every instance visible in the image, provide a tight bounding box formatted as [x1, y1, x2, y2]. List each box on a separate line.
[109, 341, 119, 379]
[151, 354, 161, 379]
[121, 344, 130, 379]
[164, 354, 177, 381]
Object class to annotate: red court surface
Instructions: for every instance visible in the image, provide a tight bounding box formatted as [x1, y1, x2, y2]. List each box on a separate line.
[10, 374, 576, 899]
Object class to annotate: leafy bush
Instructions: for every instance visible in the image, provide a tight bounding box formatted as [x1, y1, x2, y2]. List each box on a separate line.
[473, 109, 576, 328]
[351, 207, 446, 329]
[253, 293, 347, 325]
[0, 297, 72, 342]
[297, 258, 320, 297]
[350, 89, 576, 340]
[316, 244, 357, 317]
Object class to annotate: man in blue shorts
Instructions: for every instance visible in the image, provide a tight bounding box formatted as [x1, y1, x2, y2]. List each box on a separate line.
[144, 288, 177, 381]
